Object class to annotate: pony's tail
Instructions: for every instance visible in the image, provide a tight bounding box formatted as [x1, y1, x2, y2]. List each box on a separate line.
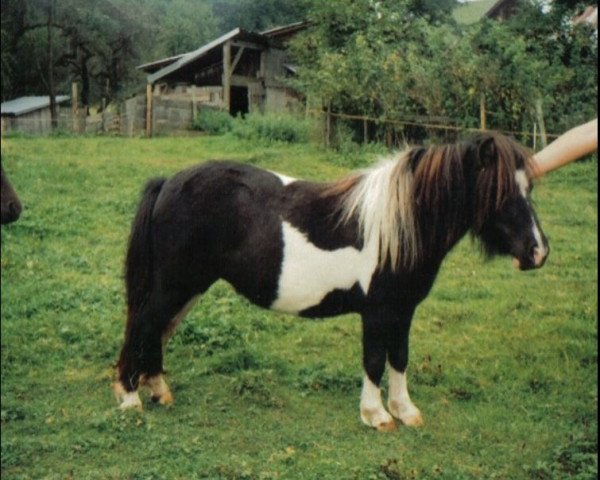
[117, 177, 166, 373]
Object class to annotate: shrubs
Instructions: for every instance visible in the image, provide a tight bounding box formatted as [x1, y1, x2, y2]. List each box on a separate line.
[231, 112, 313, 143]
[193, 109, 313, 144]
[192, 108, 233, 135]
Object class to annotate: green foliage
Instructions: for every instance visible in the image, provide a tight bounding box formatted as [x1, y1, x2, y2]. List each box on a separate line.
[0, 0, 308, 105]
[152, 0, 219, 57]
[231, 112, 314, 143]
[0, 136, 597, 479]
[290, 0, 597, 143]
[209, 0, 309, 33]
[192, 108, 234, 135]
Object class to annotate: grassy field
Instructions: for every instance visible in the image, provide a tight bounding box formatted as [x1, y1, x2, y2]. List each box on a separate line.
[1, 135, 597, 479]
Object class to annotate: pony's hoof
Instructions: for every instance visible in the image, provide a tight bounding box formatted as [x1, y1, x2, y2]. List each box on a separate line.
[376, 419, 397, 432]
[151, 391, 174, 406]
[388, 401, 423, 427]
[361, 407, 396, 432]
[400, 412, 423, 427]
[145, 374, 174, 406]
[113, 382, 143, 411]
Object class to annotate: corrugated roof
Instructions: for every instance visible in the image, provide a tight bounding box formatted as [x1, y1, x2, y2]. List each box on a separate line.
[260, 21, 308, 38]
[147, 28, 244, 84]
[145, 27, 279, 84]
[137, 53, 188, 73]
[1, 95, 70, 116]
[140, 22, 306, 84]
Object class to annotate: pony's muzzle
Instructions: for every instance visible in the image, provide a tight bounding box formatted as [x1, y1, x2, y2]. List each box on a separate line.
[512, 245, 549, 270]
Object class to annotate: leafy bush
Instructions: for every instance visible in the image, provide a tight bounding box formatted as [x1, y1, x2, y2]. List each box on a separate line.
[231, 112, 313, 143]
[192, 107, 233, 134]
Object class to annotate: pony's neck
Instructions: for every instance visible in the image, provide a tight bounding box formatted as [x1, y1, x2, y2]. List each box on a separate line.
[411, 143, 477, 264]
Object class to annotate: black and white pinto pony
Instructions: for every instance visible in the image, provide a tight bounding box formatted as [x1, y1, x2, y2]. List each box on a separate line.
[115, 132, 549, 431]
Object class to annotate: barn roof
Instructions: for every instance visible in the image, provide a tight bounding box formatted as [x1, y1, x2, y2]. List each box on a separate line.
[260, 21, 308, 39]
[454, 0, 520, 24]
[485, 0, 519, 19]
[1, 95, 70, 116]
[138, 21, 308, 85]
[144, 28, 269, 84]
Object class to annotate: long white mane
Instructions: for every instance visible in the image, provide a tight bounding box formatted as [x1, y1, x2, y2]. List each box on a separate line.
[339, 151, 419, 271]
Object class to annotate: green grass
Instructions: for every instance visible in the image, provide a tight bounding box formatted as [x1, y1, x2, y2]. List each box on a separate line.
[1, 136, 597, 479]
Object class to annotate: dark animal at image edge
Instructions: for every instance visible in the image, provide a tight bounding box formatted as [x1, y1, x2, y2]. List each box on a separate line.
[1, 163, 22, 225]
[115, 132, 549, 431]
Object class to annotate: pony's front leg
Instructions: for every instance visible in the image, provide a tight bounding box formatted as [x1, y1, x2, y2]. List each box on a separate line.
[386, 310, 423, 427]
[388, 368, 422, 426]
[359, 310, 396, 431]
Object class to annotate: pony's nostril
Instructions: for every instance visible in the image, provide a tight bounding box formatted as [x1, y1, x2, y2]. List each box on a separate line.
[530, 244, 537, 258]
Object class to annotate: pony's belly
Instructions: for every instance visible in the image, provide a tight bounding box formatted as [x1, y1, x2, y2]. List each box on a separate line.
[270, 221, 377, 314]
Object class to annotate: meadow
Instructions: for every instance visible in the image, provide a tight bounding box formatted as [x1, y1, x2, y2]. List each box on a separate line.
[1, 135, 597, 479]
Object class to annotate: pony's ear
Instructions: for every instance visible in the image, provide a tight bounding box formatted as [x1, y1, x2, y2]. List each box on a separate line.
[477, 135, 497, 168]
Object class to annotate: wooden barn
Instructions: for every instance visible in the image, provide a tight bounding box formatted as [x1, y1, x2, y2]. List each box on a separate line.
[1, 95, 70, 135]
[129, 22, 307, 135]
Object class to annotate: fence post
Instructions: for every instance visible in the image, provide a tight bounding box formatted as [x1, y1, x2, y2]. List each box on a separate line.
[325, 103, 331, 147]
[146, 83, 153, 138]
[480, 92, 487, 131]
[222, 41, 231, 114]
[101, 98, 107, 133]
[535, 98, 547, 148]
[191, 86, 197, 121]
[71, 82, 79, 133]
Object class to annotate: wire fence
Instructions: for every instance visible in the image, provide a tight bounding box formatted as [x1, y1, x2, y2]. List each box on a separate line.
[2, 104, 560, 150]
[316, 110, 560, 139]
[308, 109, 559, 151]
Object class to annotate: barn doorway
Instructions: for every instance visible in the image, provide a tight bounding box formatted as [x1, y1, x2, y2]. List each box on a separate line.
[230, 86, 249, 117]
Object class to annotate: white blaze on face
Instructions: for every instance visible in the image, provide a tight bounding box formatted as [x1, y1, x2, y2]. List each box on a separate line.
[515, 170, 529, 198]
[271, 221, 378, 313]
[514, 169, 548, 265]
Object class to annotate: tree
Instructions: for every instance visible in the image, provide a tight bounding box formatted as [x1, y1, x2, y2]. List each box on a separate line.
[209, 0, 309, 33]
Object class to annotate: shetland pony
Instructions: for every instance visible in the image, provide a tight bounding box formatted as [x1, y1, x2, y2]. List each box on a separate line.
[114, 132, 548, 431]
[1, 163, 22, 225]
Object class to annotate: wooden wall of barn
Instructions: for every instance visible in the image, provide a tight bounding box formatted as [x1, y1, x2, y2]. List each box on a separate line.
[1, 105, 69, 135]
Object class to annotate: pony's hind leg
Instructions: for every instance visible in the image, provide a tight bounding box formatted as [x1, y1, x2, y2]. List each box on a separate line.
[143, 296, 200, 406]
[116, 287, 191, 410]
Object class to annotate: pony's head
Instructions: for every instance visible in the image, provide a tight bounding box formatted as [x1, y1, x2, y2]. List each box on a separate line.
[468, 133, 549, 270]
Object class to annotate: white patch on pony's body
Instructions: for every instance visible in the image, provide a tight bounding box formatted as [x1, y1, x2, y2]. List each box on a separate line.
[514, 169, 548, 265]
[360, 375, 395, 431]
[271, 221, 378, 313]
[271, 171, 297, 186]
[387, 367, 423, 426]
